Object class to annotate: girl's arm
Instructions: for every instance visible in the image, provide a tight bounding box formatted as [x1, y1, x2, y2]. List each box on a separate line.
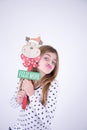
[9, 80, 24, 108]
[10, 86, 20, 108]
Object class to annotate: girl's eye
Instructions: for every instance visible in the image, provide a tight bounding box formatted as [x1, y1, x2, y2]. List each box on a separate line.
[44, 57, 49, 61]
[52, 61, 56, 65]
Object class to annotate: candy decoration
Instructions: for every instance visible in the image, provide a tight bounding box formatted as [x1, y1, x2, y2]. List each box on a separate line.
[18, 36, 42, 109]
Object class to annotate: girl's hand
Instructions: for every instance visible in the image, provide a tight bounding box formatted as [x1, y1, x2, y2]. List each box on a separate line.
[22, 79, 35, 96]
[16, 90, 26, 104]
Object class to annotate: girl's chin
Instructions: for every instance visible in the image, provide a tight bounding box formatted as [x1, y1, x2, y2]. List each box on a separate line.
[38, 68, 52, 75]
[39, 70, 50, 76]
[43, 70, 51, 75]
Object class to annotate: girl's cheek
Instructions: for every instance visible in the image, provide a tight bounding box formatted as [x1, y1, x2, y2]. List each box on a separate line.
[52, 66, 55, 71]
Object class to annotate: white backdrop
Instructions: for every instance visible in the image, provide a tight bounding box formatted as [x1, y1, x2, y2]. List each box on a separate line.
[0, 0, 87, 130]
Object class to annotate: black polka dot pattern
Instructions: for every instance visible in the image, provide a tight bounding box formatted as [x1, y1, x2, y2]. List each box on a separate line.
[9, 80, 58, 130]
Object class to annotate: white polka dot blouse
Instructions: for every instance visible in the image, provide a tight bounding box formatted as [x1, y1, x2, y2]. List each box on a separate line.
[9, 80, 59, 130]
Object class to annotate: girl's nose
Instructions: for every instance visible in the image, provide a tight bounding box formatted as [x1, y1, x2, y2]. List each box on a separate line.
[48, 60, 53, 66]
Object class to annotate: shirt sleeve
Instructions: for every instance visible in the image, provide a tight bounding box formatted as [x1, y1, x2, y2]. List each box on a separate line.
[9, 81, 21, 109]
[29, 80, 59, 128]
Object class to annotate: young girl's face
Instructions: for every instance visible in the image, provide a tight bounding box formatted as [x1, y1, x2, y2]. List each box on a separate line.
[38, 52, 57, 76]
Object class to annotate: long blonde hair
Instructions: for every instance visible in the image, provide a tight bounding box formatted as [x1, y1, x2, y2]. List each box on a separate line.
[38, 45, 59, 105]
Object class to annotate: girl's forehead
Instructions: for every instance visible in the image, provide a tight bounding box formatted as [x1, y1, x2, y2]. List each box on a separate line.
[44, 52, 56, 56]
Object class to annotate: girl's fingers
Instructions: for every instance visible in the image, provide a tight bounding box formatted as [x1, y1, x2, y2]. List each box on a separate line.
[23, 79, 32, 85]
[19, 90, 26, 95]
[17, 90, 26, 104]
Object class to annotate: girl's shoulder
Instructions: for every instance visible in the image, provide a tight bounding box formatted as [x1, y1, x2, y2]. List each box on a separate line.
[51, 79, 59, 86]
[49, 79, 59, 91]
[48, 79, 59, 95]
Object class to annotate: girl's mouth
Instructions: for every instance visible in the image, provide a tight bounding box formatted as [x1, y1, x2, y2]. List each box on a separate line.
[46, 64, 52, 69]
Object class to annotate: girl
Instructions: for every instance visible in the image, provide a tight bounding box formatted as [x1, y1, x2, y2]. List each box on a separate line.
[9, 45, 59, 130]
